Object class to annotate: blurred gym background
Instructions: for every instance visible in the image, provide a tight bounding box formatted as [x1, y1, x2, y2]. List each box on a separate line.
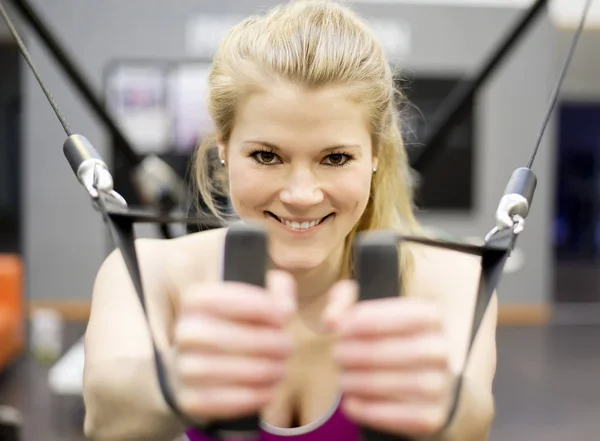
[1, 0, 600, 440]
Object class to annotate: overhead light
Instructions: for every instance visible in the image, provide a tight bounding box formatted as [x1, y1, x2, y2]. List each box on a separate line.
[549, 0, 600, 30]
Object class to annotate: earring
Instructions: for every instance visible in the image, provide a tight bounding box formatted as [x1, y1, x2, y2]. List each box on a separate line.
[220, 159, 225, 167]
[373, 167, 377, 173]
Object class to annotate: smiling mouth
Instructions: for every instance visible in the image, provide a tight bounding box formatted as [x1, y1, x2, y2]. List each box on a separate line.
[265, 212, 333, 231]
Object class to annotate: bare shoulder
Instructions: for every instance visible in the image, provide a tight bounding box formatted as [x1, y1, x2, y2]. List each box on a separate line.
[91, 226, 230, 322]
[406, 242, 482, 302]
[96, 227, 228, 286]
[166, 227, 229, 285]
[406, 240, 498, 376]
[86, 227, 229, 362]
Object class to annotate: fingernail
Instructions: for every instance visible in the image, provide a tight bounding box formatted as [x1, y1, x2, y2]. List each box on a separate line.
[323, 298, 343, 325]
[321, 318, 338, 334]
[323, 307, 343, 333]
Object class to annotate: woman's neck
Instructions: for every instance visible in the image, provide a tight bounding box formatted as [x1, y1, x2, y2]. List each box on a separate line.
[283, 246, 347, 333]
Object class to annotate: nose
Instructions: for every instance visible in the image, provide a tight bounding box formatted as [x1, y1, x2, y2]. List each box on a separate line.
[279, 167, 324, 208]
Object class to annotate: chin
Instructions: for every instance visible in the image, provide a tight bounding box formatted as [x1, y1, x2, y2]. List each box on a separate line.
[268, 243, 331, 272]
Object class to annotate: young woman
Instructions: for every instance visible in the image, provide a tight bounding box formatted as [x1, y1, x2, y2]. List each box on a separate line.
[82, 1, 497, 440]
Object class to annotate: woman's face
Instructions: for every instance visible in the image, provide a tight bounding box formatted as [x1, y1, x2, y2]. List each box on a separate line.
[220, 82, 377, 272]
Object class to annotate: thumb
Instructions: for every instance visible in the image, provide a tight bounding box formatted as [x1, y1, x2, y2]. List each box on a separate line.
[266, 270, 297, 320]
[322, 279, 358, 332]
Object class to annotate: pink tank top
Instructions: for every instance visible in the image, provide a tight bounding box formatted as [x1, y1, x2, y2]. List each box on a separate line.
[185, 395, 358, 441]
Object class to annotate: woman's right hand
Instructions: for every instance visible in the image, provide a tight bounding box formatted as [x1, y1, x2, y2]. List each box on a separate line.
[172, 270, 297, 422]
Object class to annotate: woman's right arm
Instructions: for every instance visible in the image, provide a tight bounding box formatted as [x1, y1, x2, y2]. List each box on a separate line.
[82, 240, 187, 441]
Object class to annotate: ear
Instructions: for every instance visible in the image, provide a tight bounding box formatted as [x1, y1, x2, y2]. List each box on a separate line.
[216, 134, 227, 165]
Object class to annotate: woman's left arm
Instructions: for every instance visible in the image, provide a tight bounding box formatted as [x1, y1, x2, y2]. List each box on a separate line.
[423, 248, 498, 441]
[433, 292, 497, 441]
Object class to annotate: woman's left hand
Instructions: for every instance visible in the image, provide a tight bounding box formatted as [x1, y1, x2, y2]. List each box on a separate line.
[323, 280, 456, 438]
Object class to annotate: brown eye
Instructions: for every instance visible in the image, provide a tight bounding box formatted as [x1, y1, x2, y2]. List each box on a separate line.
[328, 154, 343, 164]
[258, 152, 276, 163]
[324, 153, 350, 166]
[253, 151, 279, 164]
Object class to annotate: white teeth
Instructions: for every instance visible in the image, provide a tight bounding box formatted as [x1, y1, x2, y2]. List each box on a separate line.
[280, 218, 322, 230]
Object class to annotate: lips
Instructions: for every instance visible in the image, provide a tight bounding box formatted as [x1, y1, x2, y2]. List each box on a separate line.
[266, 211, 333, 231]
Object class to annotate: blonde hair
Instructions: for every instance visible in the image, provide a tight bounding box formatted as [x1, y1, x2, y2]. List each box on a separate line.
[192, 0, 422, 284]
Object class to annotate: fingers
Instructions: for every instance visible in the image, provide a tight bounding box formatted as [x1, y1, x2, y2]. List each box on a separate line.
[175, 314, 293, 358]
[339, 369, 451, 402]
[180, 270, 297, 327]
[336, 298, 443, 337]
[342, 396, 448, 437]
[180, 281, 288, 327]
[176, 352, 287, 387]
[334, 333, 449, 369]
[174, 275, 296, 421]
[322, 279, 358, 330]
[330, 296, 453, 437]
[178, 385, 276, 421]
[266, 269, 297, 318]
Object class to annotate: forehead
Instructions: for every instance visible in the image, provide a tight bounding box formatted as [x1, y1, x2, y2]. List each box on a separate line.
[230, 82, 371, 149]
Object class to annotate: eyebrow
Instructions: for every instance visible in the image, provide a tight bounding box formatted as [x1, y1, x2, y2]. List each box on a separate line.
[243, 140, 361, 153]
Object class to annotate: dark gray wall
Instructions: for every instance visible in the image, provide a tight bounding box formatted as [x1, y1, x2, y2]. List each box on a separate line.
[12, 1, 563, 306]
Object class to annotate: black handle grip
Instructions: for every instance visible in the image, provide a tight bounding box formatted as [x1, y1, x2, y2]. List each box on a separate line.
[222, 222, 267, 288]
[354, 231, 400, 301]
[354, 231, 410, 441]
[212, 222, 268, 439]
[63, 134, 104, 173]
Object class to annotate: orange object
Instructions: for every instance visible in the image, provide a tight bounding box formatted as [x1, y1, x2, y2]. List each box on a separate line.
[0, 254, 24, 369]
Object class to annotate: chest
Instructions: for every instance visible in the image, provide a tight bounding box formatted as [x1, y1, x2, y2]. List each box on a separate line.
[262, 327, 340, 429]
